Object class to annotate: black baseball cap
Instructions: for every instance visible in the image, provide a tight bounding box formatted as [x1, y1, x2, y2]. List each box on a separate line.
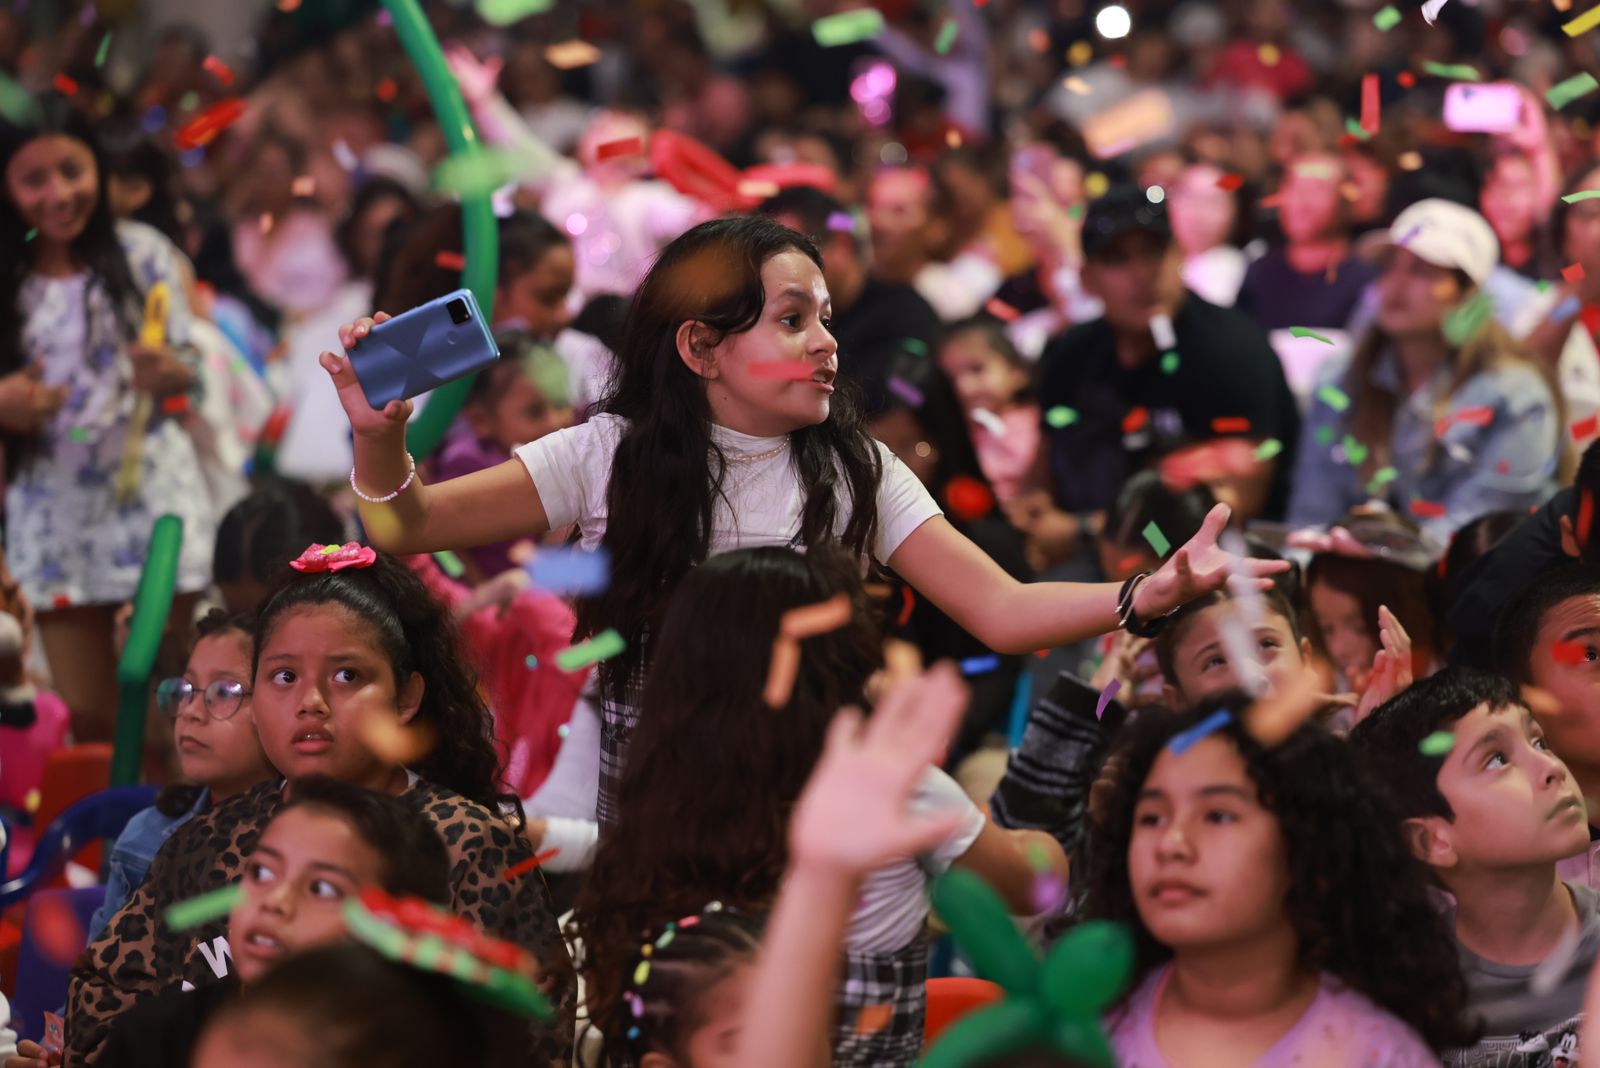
[1081, 184, 1172, 260]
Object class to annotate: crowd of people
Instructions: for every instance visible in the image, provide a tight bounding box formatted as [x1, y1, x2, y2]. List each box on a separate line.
[2, 0, 1600, 1064]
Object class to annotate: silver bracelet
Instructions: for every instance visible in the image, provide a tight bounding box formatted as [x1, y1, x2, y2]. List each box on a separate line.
[350, 451, 416, 504]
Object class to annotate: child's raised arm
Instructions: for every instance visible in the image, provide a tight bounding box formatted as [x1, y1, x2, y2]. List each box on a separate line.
[736, 664, 971, 1068]
[321, 314, 552, 554]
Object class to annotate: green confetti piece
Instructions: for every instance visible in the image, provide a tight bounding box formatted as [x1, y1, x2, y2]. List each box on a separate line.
[1343, 117, 1372, 142]
[1419, 730, 1456, 756]
[475, 0, 555, 26]
[1539, 279, 1552, 293]
[165, 883, 242, 931]
[433, 550, 465, 579]
[1067, 204, 1085, 220]
[0, 71, 39, 126]
[178, 91, 199, 112]
[23, 228, 35, 242]
[1316, 384, 1351, 412]
[655, 924, 677, 950]
[1563, 190, 1600, 204]
[524, 654, 539, 669]
[812, 8, 885, 46]
[1421, 62, 1480, 82]
[1315, 425, 1335, 446]
[1045, 406, 1078, 428]
[1373, 5, 1402, 30]
[901, 338, 928, 356]
[1443, 292, 1493, 347]
[1289, 326, 1334, 344]
[1366, 466, 1399, 495]
[94, 32, 112, 69]
[1547, 71, 1600, 110]
[1142, 521, 1171, 558]
[633, 960, 651, 985]
[68, 426, 90, 443]
[934, 18, 959, 54]
[1342, 434, 1369, 465]
[1159, 351, 1180, 374]
[1254, 438, 1284, 461]
[555, 628, 626, 672]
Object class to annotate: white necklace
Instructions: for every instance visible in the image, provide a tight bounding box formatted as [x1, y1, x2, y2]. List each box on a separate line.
[723, 438, 791, 465]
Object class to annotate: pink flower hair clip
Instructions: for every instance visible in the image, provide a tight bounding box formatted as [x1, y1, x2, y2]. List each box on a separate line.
[290, 542, 378, 573]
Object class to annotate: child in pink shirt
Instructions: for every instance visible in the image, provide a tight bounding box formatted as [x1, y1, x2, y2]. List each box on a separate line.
[936, 317, 1039, 503]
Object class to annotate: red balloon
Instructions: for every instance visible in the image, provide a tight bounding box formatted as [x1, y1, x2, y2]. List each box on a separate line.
[649, 130, 743, 213]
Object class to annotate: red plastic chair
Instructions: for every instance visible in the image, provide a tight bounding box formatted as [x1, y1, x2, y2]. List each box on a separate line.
[924, 976, 1004, 1045]
[33, 744, 113, 873]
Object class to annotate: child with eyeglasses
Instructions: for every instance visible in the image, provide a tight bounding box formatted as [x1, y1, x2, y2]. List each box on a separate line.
[85, 609, 273, 939]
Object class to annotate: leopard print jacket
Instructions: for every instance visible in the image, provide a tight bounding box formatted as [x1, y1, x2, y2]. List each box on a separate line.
[65, 778, 573, 1065]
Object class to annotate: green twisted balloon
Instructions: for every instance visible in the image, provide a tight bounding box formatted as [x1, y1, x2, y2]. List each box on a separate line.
[920, 868, 1133, 1068]
[111, 514, 184, 786]
[381, 0, 499, 460]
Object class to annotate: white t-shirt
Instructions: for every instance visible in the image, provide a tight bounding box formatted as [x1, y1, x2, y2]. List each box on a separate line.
[515, 414, 942, 561]
[848, 767, 985, 954]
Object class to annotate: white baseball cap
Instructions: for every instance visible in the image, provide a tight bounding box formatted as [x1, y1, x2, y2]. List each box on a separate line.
[1366, 198, 1500, 288]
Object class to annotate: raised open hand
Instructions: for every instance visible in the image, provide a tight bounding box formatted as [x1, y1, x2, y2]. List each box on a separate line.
[1134, 504, 1291, 619]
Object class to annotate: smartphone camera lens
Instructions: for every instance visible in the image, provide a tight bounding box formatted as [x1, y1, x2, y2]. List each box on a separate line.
[447, 298, 470, 325]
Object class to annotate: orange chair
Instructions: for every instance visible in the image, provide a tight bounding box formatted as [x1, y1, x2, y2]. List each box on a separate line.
[924, 976, 1004, 1046]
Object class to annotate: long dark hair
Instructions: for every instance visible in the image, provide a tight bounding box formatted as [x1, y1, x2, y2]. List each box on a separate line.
[0, 92, 142, 463]
[98, 118, 186, 248]
[571, 545, 881, 1062]
[1079, 700, 1475, 1053]
[574, 216, 884, 706]
[253, 551, 520, 823]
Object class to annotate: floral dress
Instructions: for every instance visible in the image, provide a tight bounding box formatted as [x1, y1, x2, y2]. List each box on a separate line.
[5, 220, 215, 607]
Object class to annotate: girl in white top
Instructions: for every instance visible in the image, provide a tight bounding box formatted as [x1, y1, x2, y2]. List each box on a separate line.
[320, 215, 1285, 825]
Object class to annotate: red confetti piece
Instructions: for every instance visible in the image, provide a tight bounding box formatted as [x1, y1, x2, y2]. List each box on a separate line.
[1397, 70, 1416, 88]
[984, 297, 1020, 323]
[52, 73, 78, 96]
[161, 395, 189, 415]
[594, 136, 644, 161]
[1360, 73, 1380, 135]
[434, 250, 466, 271]
[897, 586, 914, 627]
[1553, 640, 1590, 666]
[202, 55, 234, 87]
[1581, 488, 1595, 546]
[1574, 414, 1600, 442]
[28, 894, 85, 965]
[1216, 173, 1245, 192]
[1453, 406, 1495, 427]
[1210, 416, 1252, 434]
[504, 848, 561, 879]
[1117, 552, 1145, 572]
[943, 474, 995, 520]
[1122, 406, 1149, 434]
[51, 594, 70, 609]
[261, 406, 291, 447]
[1565, 262, 1588, 283]
[1409, 499, 1447, 519]
[855, 1003, 894, 1036]
[748, 360, 816, 380]
[1582, 304, 1600, 338]
[174, 99, 245, 150]
[1496, 459, 1510, 475]
[375, 77, 398, 102]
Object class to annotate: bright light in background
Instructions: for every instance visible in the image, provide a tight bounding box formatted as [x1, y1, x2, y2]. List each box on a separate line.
[1096, 4, 1132, 39]
[1145, 185, 1166, 204]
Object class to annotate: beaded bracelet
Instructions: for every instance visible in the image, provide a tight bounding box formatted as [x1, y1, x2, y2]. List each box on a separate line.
[350, 451, 416, 504]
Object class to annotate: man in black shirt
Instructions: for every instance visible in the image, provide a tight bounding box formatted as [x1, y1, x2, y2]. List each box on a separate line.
[759, 186, 942, 412]
[1017, 185, 1300, 563]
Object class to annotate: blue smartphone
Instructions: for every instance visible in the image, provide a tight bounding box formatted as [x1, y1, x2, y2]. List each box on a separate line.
[350, 288, 500, 409]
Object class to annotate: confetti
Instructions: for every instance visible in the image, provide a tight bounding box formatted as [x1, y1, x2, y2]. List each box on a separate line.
[1316, 385, 1351, 412]
[595, 136, 644, 161]
[1373, 5, 1402, 30]
[1211, 416, 1251, 434]
[1422, 62, 1480, 82]
[1563, 190, 1600, 204]
[1149, 314, 1176, 351]
[934, 19, 959, 55]
[1342, 117, 1371, 143]
[433, 551, 466, 579]
[545, 40, 601, 70]
[202, 55, 235, 86]
[1122, 407, 1149, 434]
[476, 0, 556, 25]
[23, 227, 36, 242]
[1421, 0, 1449, 23]
[984, 297, 1020, 323]
[781, 593, 852, 639]
[28, 893, 84, 965]
[555, 629, 625, 671]
[24, 787, 40, 813]
[67, 426, 89, 443]
[1254, 438, 1284, 461]
[826, 211, 856, 233]
[434, 250, 465, 272]
[1045, 406, 1078, 428]
[174, 99, 245, 150]
[748, 360, 816, 380]
[1565, 262, 1589, 284]
[1581, 488, 1595, 545]
[356, 708, 438, 764]
[960, 654, 1001, 676]
[1548, 72, 1600, 110]
[1063, 76, 1092, 96]
[1096, 678, 1121, 721]
[1360, 73, 1380, 136]
[165, 884, 243, 930]
[524, 655, 539, 669]
[1365, 466, 1398, 494]
[1409, 499, 1448, 520]
[972, 408, 1006, 437]
[901, 338, 929, 357]
[764, 635, 801, 708]
[504, 848, 561, 879]
[1553, 640, 1591, 666]
[1418, 730, 1456, 756]
[1216, 173, 1244, 192]
[944, 475, 995, 520]
[855, 1002, 895, 1036]
[1397, 71, 1416, 89]
[1031, 870, 1068, 912]
[528, 547, 611, 595]
[887, 376, 924, 407]
[1160, 351, 1180, 374]
[52, 73, 78, 96]
[1169, 710, 1232, 755]
[94, 32, 111, 68]
[897, 587, 915, 627]
[1563, 6, 1600, 37]
[1289, 326, 1334, 344]
[1142, 521, 1171, 557]
[812, 9, 885, 47]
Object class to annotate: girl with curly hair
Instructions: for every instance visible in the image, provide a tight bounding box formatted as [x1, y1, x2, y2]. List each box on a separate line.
[66, 548, 572, 1065]
[1079, 697, 1475, 1064]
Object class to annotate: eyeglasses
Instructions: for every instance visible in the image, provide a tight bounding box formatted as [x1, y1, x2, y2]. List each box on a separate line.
[156, 678, 250, 720]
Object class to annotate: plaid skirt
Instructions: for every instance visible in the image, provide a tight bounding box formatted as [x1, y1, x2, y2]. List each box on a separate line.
[831, 938, 930, 1068]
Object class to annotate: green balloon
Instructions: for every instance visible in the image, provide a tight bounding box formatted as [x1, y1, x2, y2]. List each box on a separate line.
[1050, 1012, 1118, 1068]
[111, 515, 184, 786]
[380, 0, 499, 460]
[918, 1000, 1048, 1068]
[931, 868, 1041, 995]
[1038, 920, 1135, 1019]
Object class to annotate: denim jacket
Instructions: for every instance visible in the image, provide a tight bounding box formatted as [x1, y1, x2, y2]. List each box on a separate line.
[87, 790, 208, 941]
[1286, 348, 1559, 542]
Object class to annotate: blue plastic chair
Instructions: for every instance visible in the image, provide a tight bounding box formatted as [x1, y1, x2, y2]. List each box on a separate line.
[0, 785, 156, 910]
[10, 884, 105, 1041]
